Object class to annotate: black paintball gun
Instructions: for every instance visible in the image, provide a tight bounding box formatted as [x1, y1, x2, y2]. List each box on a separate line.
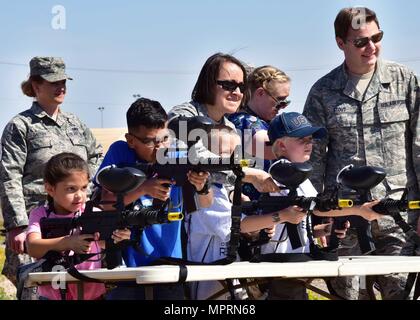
[242, 160, 352, 215]
[241, 160, 352, 251]
[330, 164, 420, 253]
[135, 115, 253, 209]
[40, 166, 183, 270]
[328, 165, 385, 254]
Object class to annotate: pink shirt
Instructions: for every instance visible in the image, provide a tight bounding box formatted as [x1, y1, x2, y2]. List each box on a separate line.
[27, 206, 106, 300]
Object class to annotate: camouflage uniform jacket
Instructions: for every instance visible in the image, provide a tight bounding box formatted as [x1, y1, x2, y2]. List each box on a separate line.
[303, 59, 420, 231]
[0, 102, 103, 231]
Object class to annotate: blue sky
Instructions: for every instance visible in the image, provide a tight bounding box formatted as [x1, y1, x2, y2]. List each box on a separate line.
[1, 0, 419, 131]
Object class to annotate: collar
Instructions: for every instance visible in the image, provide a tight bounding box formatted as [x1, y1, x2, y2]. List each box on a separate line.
[192, 101, 236, 130]
[331, 59, 391, 89]
[332, 59, 392, 102]
[242, 105, 259, 118]
[30, 102, 66, 126]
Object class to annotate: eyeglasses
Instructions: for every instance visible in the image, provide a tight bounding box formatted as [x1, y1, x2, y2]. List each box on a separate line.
[264, 89, 291, 110]
[216, 80, 246, 93]
[129, 132, 170, 148]
[347, 30, 384, 48]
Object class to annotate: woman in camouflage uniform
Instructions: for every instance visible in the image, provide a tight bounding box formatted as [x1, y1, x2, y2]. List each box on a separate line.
[0, 56, 103, 297]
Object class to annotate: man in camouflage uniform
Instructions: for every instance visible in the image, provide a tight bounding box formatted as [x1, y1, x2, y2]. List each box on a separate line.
[303, 7, 420, 299]
[0, 57, 103, 298]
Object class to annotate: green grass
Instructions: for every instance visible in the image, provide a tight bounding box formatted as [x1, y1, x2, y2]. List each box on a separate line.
[308, 289, 329, 300]
[0, 221, 15, 300]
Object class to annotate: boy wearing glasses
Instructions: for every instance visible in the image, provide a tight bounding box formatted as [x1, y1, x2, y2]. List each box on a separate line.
[95, 98, 211, 300]
[303, 7, 420, 300]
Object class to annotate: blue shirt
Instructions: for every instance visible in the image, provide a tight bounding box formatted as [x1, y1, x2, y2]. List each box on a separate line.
[228, 108, 272, 201]
[95, 140, 182, 266]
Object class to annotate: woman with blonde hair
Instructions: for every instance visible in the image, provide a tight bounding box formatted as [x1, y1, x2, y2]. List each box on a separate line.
[229, 65, 291, 200]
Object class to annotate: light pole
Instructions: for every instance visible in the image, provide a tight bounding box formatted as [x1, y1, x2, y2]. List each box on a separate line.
[98, 107, 105, 128]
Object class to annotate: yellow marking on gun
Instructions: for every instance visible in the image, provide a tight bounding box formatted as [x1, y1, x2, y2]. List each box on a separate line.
[239, 159, 250, 168]
[408, 201, 420, 210]
[167, 212, 184, 221]
[338, 199, 353, 208]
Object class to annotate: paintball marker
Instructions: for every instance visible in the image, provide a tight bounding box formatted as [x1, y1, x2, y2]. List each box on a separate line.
[241, 160, 352, 250]
[330, 164, 420, 253]
[143, 115, 252, 209]
[40, 166, 183, 270]
[242, 160, 352, 215]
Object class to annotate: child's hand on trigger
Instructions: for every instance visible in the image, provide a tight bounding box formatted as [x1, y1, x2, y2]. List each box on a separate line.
[112, 228, 131, 243]
[264, 225, 276, 238]
[357, 200, 382, 221]
[313, 220, 333, 238]
[334, 220, 350, 239]
[67, 234, 97, 254]
[140, 177, 172, 201]
[187, 170, 209, 192]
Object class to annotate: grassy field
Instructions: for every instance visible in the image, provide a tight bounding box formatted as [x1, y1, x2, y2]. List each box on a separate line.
[0, 218, 16, 300]
[0, 227, 12, 299]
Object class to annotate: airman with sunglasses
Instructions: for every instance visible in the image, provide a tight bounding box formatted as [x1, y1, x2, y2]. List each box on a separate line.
[303, 6, 420, 300]
[229, 65, 291, 201]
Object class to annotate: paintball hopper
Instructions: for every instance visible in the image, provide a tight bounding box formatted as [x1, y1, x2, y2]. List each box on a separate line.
[96, 165, 147, 194]
[268, 160, 313, 190]
[337, 165, 386, 191]
[168, 115, 215, 147]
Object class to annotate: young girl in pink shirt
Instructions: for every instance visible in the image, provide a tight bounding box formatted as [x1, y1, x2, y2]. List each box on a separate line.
[26, 152, 130, 300]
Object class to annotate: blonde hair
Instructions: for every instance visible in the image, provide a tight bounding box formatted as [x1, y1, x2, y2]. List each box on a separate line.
[248, 65, 290, 96]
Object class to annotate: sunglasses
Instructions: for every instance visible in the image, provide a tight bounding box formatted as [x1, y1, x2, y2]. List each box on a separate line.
[348, 30, 384, 48]
[264, 89, 291, 110]
[216, 80, 246, 93]
[129, 132, 170, 148]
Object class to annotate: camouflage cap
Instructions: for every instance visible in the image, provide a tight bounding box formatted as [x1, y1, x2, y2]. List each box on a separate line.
[29, 56, 73, 82]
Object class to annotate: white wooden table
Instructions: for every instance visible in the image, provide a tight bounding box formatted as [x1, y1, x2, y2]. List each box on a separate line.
[26, 256, 420, 299]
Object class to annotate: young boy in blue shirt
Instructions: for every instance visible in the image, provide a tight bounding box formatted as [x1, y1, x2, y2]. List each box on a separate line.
[97, 98, 211, 299]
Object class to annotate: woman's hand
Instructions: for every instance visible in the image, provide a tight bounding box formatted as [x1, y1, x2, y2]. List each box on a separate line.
[7, 227, 27, 254]
[357, 200, 382, 221]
